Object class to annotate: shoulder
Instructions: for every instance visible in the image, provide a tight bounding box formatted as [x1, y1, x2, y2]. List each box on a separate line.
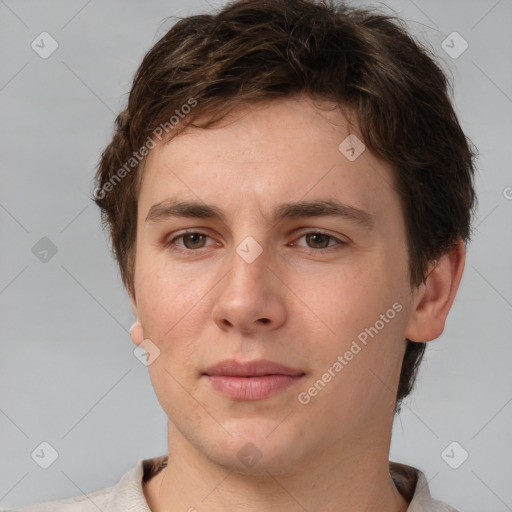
[390, 461, 459, 512]
[6, 457, 167, 512]
[6, 485, 113, 512]
[411, 470, 459, 512]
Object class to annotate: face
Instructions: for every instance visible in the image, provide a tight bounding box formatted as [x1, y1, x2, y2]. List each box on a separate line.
[130, 96, 419, 474]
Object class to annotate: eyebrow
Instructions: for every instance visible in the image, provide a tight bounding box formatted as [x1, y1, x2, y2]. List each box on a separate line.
[145, 198, 374, 230]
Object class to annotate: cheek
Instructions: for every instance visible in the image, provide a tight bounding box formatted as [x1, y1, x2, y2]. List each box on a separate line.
[294, 263, 398, 341]
[295, 283, 407, 430]
[136, 266, 209, 417]
[295, 257, 409, 382]
[136, 252, 205, 328]
[133, 263, 206, 378]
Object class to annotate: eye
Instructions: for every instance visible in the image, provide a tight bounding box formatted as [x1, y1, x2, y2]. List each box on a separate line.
[292, 231, 346, 253]
[165, 231, 215, 251]
[164, 230, 346, 255]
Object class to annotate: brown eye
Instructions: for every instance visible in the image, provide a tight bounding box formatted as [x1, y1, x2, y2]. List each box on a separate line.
[291, 231, 347, 254]
[164, 230, 217, 253]
[305, 232, 332, 249]
[182, 233, 207, 249]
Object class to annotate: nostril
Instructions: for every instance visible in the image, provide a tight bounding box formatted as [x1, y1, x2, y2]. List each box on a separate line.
[258, 318, 270, 324]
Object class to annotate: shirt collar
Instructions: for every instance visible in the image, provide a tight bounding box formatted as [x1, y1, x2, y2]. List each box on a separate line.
[108, 456, 456, 512]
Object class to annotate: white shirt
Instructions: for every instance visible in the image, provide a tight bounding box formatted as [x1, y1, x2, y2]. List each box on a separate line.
[8, 456, 458, 511]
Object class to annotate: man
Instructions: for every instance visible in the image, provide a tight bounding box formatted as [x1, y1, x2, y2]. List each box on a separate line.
[15, 0, 476, 510]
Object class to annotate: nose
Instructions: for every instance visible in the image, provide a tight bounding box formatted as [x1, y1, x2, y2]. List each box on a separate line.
[211, 243, 287, 334]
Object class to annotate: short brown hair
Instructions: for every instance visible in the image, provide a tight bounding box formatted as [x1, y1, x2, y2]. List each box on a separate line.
[93, 0, 477, 413]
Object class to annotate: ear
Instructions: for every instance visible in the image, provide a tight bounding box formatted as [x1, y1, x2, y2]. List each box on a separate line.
[128, 292, 144, 346]
[405, 238, 466, 343]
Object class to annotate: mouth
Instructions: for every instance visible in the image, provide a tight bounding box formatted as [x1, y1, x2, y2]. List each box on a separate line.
[202, 359, 306, 401]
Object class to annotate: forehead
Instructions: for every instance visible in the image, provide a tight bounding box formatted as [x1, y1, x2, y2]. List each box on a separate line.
[138, 96, 401, 225]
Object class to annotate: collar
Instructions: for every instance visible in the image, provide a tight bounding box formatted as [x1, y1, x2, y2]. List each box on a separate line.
[108, 456, 457, 511]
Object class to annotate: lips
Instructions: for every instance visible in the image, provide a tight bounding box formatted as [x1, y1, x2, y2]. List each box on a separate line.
[203, 359, 305, 400]
[203, 359, 304, 377]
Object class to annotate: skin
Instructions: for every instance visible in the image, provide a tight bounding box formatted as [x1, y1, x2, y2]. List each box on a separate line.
[128, 95, 465, 511]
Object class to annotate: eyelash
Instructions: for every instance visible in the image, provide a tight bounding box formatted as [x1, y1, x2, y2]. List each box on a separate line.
[164, 229, 347, 255]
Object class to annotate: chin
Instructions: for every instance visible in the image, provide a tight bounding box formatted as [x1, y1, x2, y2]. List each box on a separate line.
[200, 420, 307, 475]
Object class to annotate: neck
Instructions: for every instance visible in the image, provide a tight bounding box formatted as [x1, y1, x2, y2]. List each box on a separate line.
[147, 422, 409, 512]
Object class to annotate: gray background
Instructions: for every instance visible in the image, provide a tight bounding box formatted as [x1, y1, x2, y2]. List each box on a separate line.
[1, 0, 511, 510]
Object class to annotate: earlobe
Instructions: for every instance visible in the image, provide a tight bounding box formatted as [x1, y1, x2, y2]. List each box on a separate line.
[405, 239, 466, 343]
[129, 320, 144, 346]
[128, 292, 144, 346]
